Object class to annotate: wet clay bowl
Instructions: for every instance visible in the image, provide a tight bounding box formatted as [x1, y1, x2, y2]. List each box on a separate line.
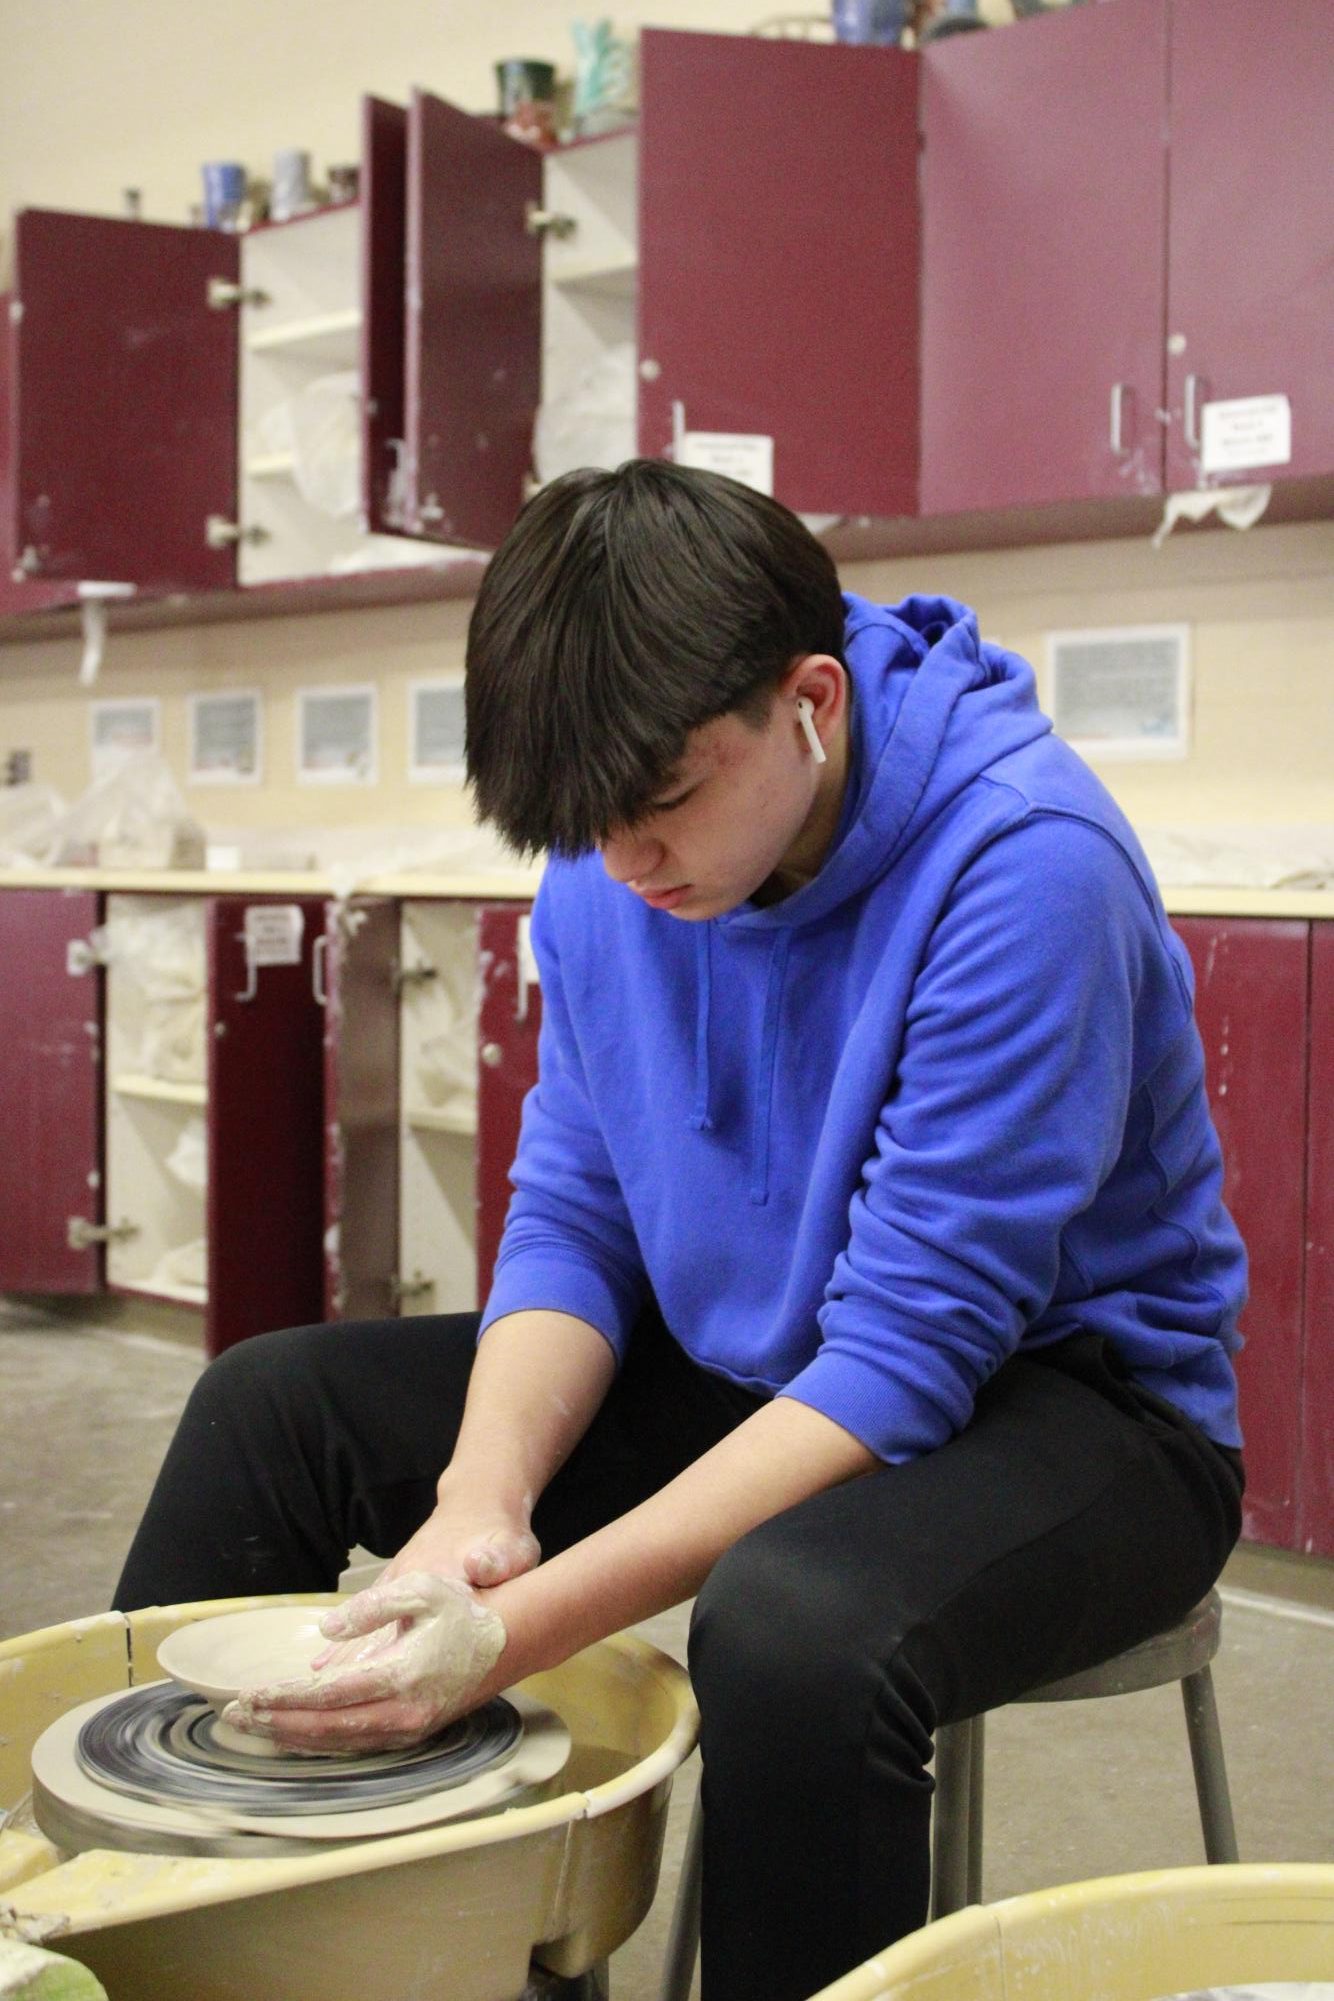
[156, 1605, 330, 1709]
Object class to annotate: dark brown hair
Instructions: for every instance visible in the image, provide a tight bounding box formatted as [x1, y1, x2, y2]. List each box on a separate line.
[465, 460, 846, 856]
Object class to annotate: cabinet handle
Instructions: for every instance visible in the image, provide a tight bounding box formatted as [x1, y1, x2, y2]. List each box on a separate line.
[1109, 382, 1130, 456]
[312, 934, 328, 1007]
[1184, 373, 1206, 449]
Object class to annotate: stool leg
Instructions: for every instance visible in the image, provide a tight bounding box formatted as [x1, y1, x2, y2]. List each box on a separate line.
[1181, 1665, 1239, 1864]
[965, 1712, 985, 1906]
[659, 1786, 703, 2001]
[931, 1718, 974, 1919]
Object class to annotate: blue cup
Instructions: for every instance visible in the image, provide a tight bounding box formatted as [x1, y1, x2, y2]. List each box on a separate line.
[831, 0, 909, 43]
[202, 161, 247, 231]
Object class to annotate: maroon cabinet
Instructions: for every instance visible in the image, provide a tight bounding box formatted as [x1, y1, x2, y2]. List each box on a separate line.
[0, 889, 104, 1293]
[321, 898, 401, 1321]
[637, 28, 921, 519]
[1165, 0, 1334, 491]
[7, 212, 239, 593]
[0, 888, 324, 1357]
[1301, 926, 1334, 1557]
[475, 905, 540, 1306]
[921, 0, 1169, 515]
[205, 897, 325, 1355]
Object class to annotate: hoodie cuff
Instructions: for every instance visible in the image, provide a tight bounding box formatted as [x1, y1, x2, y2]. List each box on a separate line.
[479, 1251, 637, 1363]
[776, 1348, 967, 1465]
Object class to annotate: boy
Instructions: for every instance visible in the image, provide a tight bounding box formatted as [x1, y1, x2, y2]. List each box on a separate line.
[117, 462, 1245, 2001]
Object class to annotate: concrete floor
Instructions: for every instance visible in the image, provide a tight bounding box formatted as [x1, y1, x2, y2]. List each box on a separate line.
[2, 1291, 1333, 2000]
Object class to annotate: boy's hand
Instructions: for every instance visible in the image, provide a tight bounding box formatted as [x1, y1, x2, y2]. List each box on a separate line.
[223, 1569, 508, 1753]
[384, 1478, 541, 1591]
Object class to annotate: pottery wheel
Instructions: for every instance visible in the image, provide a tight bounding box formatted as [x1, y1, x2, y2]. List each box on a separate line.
[31, 1681, 571, 1858]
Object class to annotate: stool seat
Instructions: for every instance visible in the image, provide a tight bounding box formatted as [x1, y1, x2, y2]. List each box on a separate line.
[930, 1588, 1238, 1921]
[1017, 1590, 1222, 1703]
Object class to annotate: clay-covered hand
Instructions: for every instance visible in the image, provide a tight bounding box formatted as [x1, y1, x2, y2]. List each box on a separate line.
[384, 1482, 541, 1591]
[222, 1569, 507, 1753]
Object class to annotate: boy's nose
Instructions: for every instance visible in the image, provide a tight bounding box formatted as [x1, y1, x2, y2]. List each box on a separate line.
[600, 831, 665, 886]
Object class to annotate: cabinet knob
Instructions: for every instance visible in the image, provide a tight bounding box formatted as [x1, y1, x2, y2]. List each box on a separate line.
[481, 1041, 504, 1069]
[639, 357, 662, 383]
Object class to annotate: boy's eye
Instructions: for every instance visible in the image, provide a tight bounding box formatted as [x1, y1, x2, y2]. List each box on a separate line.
[651, 786, 696, 814]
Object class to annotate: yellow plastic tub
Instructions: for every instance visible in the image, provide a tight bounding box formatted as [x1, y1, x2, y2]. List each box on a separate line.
[0, 1595, 698, 2001]
[807, 1863, 1334, 2000]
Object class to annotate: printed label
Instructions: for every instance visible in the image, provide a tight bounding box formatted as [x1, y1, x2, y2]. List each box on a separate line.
[1200, 393, 1292, 476]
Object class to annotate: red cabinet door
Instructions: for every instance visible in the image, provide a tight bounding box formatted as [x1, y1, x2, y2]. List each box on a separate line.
[1300, 924, 1334, 1557]
[361, 95, 409, 539]
[0, 296, 80, 622]
[1172, 917, 1309, 1550]
[0, 889, 104, 1293]
[206, 897, 325, 1356]
[322, 898, 401, 1321]
[638, 29, 920, 520]
[401, 91, 543, 549]
[921, 0, 1168, 515]
[1165, 0, 1334, 490]
[11, 212, 239, 593]
[476, 905, 540, 1307]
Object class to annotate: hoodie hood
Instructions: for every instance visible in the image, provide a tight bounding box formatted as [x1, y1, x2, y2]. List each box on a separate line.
[717, 591, 1054, 934]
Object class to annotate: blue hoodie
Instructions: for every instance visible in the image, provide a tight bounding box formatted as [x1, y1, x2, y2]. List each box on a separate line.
[482, 592, 1245, 1461]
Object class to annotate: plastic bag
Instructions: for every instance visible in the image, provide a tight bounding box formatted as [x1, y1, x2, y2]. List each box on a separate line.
[150, 1237, 208, 1294]
[92, 901, 206, 1084]
[289, 370, 361, 519]
[534, 343, 636, 485]
[165, 1117, 208, 1194]
[0, 783, 67, 866]
[49, 753, 205, 871]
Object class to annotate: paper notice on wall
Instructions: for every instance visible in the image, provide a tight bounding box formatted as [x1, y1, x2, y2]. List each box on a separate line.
[297, 686, 377, 784]
[189, 690, 262, 785]
[243, 903, 304, 969]
[676, 431, 775, 496]
[90, 697, 161, 780]
[1200, 393, 1292, 476]
[410, 679, 466, 783]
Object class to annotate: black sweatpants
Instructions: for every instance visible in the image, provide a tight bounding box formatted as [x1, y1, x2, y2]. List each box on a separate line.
[114, 1309, 1242, 2001]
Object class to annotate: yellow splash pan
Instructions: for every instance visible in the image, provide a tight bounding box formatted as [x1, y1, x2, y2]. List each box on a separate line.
[0, 1595, 698, 2001]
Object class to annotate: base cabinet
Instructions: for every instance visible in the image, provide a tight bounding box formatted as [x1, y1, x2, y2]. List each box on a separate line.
[1172, 917, 1333, 1556]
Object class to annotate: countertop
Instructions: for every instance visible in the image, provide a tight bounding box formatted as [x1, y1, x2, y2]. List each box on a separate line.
[0, 867, 1332, 919]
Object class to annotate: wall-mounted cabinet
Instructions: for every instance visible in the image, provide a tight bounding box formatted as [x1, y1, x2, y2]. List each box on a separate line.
[636, 29, 920, 520]
[3, 4, 1331, 637]
[921, 0, 1333, 517]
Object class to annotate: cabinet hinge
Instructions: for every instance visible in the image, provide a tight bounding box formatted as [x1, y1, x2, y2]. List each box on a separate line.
[67, 936, 110, 977]
[206, 515, 272, 549]
[207, 278, 273, 312]
[390, 1272, 435, 1306]
[67, 1217, 139, 1250]
[394, 960, 439, 992]
[524, 203, 577, 240]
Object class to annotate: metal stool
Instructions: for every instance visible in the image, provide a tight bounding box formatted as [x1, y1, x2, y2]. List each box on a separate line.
[659, 1591, 1238, 2001]
[931, 1588, 1239, 1917]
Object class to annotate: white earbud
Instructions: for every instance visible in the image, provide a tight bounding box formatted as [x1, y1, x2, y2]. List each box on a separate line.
[795, 696, 827, 766]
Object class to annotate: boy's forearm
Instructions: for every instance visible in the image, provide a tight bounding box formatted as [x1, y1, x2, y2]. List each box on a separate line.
[443, 1308, 618, 1513]
[485, 1394, 878, 1679]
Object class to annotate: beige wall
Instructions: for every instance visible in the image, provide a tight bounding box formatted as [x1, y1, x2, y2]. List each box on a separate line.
[1, 520, 1330, 838]
[1, 0, 1329, 843]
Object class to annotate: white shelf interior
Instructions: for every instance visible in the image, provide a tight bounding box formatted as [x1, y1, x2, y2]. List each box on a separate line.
[539, 132, 639, 479]
[238, 205, 375, 587]
[103, 894, 210, 1303]
[398, 901, 479, 1315]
